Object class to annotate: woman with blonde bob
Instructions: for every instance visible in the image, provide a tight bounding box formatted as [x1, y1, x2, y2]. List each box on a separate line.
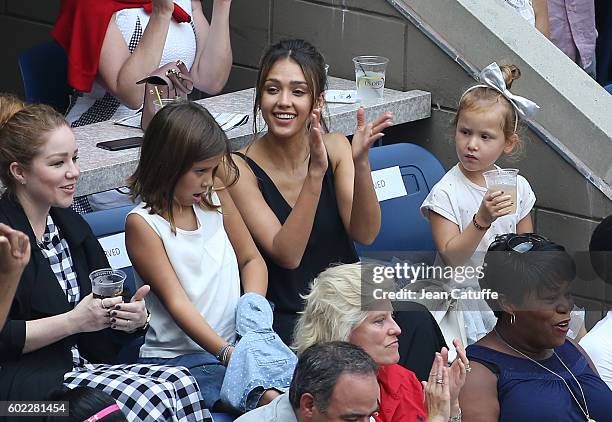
[293, 263, 468, 422]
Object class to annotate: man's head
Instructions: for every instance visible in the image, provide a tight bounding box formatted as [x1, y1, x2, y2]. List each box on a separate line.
[289, 341, 379, 422]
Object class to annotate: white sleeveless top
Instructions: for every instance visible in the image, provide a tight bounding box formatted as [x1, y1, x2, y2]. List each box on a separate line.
[66, 0, 196, 127]
[130, 194, 240, 358]
[503, 0, 536, 26]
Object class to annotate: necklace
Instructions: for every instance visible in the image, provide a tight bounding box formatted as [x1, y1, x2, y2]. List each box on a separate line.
[494, 329, 596, 422]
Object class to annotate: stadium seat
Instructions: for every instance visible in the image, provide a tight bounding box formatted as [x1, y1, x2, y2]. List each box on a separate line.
[18, 40, 71, 113]
[356, 142, 445, 261]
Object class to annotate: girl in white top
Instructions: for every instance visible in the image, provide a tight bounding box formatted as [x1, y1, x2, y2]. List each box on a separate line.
[125, 101, 269, 410]
[420, 63, 538, 347]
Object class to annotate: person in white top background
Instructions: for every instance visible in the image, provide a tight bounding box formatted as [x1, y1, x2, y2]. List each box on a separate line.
[580, 214, 612, 389]
[502, 0, 549, 37]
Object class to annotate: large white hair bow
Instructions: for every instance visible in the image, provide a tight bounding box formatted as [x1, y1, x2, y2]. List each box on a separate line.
[461, 63, 540, 125]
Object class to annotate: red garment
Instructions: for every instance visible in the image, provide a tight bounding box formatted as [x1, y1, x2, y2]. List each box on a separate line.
[51, 0, 191, 93]
[374, 364, 427, 422]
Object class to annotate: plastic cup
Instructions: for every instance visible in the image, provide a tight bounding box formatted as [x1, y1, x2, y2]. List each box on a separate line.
[352, 56, 389, 101]
[483, 169, 519, 214]
[90, 268, 126, 299]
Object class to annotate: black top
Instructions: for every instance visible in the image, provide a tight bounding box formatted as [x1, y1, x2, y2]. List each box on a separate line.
[234, 152, 358, 343]
[0, 194, 116, 404]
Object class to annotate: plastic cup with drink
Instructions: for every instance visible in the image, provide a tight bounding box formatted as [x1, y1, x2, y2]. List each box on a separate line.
[90, 268, 126, 299]
[352, 56, 389, 102]
[483, 168, 519, 214]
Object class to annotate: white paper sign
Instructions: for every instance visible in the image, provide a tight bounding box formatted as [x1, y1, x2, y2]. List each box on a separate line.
[371, 166, 408, 202]
[98, 233, 132, 270]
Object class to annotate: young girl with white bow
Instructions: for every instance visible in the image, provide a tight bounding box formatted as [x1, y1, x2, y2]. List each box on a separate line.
[420, 63, 539, 348]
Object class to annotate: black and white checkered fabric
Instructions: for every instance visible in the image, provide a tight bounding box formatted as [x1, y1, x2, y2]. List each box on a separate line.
[65, 364, 207, 421]
[38, 215, 80, 303]
[37, 216, 206, 420]
[38, 215, 88, 366]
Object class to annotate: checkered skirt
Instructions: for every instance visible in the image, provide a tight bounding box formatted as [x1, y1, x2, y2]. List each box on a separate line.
[64, 364, 208, 421]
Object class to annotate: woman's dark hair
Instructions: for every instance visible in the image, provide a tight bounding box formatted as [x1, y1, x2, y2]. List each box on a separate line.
[253, 38, 329, 136]
[127, 101, 238, 233]
[480, 234, 576, 318]
[45, 386, 127, 421]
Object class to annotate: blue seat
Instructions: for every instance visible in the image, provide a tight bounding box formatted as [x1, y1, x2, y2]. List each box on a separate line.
[18, 40, 71, 113]
[355, 143, 445, 260]
[82, 205, 142, 363]
[605, 84, 612, 95]
[211, 413, 236, 422]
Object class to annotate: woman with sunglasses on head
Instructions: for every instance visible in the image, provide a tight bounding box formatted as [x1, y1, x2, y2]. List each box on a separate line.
[460, 233, 612, 421]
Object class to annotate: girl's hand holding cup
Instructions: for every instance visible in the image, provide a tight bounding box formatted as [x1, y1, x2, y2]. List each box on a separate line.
[476, 190, 513, 228]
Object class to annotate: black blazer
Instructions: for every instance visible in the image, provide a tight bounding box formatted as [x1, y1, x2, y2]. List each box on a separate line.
[0, 194, 118, 402]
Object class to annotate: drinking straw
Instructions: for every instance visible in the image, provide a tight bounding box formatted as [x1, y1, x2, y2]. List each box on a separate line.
[154, 86, 163, 107]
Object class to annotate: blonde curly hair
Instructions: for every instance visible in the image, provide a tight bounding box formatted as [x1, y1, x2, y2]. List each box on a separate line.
[292, 262, 387, 355]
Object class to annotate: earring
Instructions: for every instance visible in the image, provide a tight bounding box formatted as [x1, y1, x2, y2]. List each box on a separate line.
[20, 180, 26, 185]
[510, 313, 516, 325]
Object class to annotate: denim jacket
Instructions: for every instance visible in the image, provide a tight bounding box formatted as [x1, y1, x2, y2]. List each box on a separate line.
[221, 293, 297, 412]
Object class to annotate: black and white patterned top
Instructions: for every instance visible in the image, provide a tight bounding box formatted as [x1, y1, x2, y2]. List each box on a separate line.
[37, 214, 87, 366]
[36, 217, 207, 420]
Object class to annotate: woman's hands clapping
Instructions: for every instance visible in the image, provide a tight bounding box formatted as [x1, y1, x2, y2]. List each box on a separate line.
[351, 107, 393, 164]
[442, 339, 468, 411]
[308, 109, 328, 178]
[423, 352, 451, 422]
[422, 339, 469, 422]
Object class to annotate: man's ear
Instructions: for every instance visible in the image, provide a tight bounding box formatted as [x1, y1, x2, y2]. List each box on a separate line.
[9, 162, 26, 185]
[503, 133, 519, 154]
[299, 393, 316, 419]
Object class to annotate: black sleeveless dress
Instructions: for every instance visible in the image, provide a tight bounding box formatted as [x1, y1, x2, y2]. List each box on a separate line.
[234, 152, 358, 344]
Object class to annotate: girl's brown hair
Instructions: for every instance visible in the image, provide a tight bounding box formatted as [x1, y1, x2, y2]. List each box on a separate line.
[454, 64, 523, 152]
[128, 101, 238, 232]
[0, 94, 68, 192]
[253, 39, 329, 137]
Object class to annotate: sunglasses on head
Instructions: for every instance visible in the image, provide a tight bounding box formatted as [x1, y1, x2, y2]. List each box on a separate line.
[489, 233, 552, 253]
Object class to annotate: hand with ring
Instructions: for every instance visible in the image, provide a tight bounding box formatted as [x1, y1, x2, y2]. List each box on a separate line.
[109, 285, 150, 333]
[422, 352, 451, 421]
[442, 338, 469, 414]
[69, 293, 121, 333]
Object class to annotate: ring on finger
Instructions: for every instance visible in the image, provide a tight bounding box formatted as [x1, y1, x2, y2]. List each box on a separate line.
[465, 363, 472, 373]
[435, 379, 444, 385]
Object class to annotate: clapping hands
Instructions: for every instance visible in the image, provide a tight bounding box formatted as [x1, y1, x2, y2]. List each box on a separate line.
[351, 107, 393, 163]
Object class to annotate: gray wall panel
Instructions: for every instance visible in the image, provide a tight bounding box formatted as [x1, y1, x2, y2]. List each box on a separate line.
[272, 0, 406, 90]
